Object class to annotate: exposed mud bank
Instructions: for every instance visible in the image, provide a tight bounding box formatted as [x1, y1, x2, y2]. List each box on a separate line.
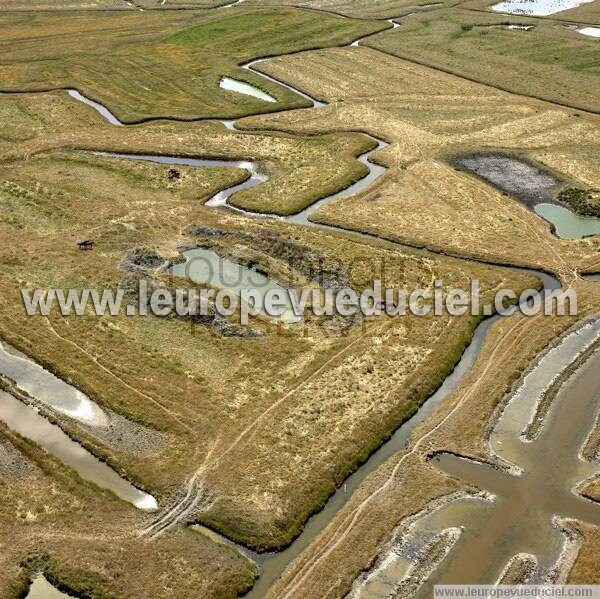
[359, 319, 600, 594]
[348, 492, 490, 598]
[451, 153, 600, 239]
[0, 434, 40, 480]
[451, 153, 563, 209]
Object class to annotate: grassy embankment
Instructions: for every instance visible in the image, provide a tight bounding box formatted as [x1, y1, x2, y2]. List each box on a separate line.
[0, 421, 257, 598]
[0, 7, 386, 121]
[242, 44, 600, 273]
[362, 8, 600, 113]
[0, 85, 540, 554]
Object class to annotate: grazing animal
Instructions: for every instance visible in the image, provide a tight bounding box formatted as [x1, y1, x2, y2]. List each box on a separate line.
[78, 240, 94, 250]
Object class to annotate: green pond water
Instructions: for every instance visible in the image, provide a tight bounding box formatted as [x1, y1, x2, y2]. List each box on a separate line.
[535, 203, 600, 240]
[169, 248, 301, 324]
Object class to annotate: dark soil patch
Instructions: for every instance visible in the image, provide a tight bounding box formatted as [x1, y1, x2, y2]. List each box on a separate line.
[451, 153, 563, 208]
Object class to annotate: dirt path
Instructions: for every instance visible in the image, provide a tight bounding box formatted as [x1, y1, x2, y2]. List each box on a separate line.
[279, 311, 544, 597]
[43, 317, 194, 433]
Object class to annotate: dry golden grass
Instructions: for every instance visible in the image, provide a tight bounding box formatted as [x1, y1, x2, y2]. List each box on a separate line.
[242, 46, 600, 276]
[1, 90, 374, 216]
[270, 280, 600, 598]
[2, 4, 599, 594]
[0, 88, 541, 553]
[0, 423, 256, 598]
[0, 8, 384, 121]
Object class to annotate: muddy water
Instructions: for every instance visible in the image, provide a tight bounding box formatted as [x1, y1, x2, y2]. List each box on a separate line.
[349, 496, 489, 598]
[352, 322, 600, 596]
[454, 154, 600, 240]
[429, 348, 600, 586]
[244, 269, 560, 598]
[26, 575, 70, 599]
[169, 247, 301, 324]
[492, 318, 600, 466]
[359, 321, 600, 596]
[0, 391, 157, 510]
[0, 340, 107, 426]
[491, 0, 594, 16]
[63, 74, 567, 598]
[220, 77, 276, 103]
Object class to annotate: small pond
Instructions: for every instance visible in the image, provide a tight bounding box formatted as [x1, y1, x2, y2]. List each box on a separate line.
[491, 0, 594, 16]
[535, 203, 600, 239]
[453, 154, 600, 240]
[220, 77, 276, 103]
[169, 248, 301, 324]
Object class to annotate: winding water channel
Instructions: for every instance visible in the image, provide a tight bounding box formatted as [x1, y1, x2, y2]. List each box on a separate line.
[0, 391, 157, 510]
[351, 320, 600, 596]
[0, 340, 107, 426]
[4, 12, 599, 597]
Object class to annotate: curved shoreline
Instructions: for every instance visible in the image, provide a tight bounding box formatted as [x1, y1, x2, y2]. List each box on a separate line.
[52, 36, 573, 598]
[1, 13, 587, 599]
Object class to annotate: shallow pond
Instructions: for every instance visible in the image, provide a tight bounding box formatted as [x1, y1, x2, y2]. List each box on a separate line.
[535, 203, 600, 240]
[491, 0, 594, 16]
[220, 77, 276, 103]
[0, 391, 157, 510]
[579, 26, 600, 38]
[0, 340, 107, 426]
[454, 154, 600, 240]
[169, 248, 301, 324]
